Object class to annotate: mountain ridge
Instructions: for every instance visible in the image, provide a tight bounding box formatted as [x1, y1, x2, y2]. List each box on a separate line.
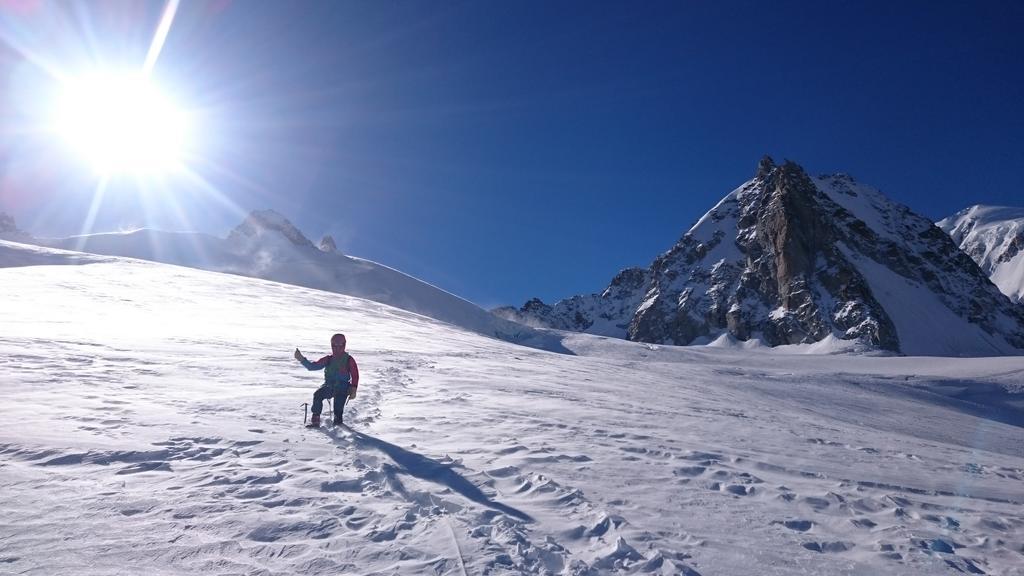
[5, 209, 559, 351]
[497, 158, 1024, 356]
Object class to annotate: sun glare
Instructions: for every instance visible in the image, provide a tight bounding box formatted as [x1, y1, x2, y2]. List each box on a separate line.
[55, 72, 189, 176]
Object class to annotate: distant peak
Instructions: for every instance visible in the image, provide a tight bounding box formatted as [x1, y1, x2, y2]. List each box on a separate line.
[319, 235, 337, 253]
[755, 155, 776, 180]
[0, 212, 30, 240]
[0, 212, 18, 233]
[779, 159, 805, 174]
[522, 297, 550, 313]
[818, 172, 857, 185]
[945, 204, 1024, 227]
[229, 209, 314, 248]
[245, 209, 294, 228]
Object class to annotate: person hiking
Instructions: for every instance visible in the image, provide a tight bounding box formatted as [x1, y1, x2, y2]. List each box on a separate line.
[294, 333, 359, 427]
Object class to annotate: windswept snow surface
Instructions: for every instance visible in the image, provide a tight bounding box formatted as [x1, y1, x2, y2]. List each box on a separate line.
[2, 239, 1024, 575]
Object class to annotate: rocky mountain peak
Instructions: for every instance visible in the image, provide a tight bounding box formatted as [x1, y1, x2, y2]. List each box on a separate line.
[504, 158, 1024, 356]
[757, 160, 831, 305]
[755, 155, 776, 180]
[319, 235, 338, 253]
[228, 210, 314, 249]
[521, 297, 552, 315]
[605, 267, 647, 292]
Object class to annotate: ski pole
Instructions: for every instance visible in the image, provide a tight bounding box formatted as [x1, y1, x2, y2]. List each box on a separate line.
[302, 402, 308, 425]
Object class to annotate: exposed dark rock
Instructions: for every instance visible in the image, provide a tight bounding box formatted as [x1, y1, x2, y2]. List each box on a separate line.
[755, 155, 776, 180]
[1001, 234, 1024, 264]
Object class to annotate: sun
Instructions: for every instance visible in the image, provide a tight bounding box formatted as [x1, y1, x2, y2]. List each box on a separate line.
[54, 71, 189, 177]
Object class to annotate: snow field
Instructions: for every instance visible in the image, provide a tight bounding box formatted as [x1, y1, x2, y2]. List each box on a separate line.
[1, 244, 1023, 575]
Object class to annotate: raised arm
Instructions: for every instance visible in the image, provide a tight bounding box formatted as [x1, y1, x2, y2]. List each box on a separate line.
[294, 349, 329, 371]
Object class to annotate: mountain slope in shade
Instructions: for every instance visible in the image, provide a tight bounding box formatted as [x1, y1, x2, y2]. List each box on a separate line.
[31, 209, 558, 351]
[938, 205, 1024, 304]
[498, 158, 1024, 356]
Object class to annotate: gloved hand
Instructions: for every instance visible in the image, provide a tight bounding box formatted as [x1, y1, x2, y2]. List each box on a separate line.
[294, 348, 304, 361]
[348, 387, 357, 400]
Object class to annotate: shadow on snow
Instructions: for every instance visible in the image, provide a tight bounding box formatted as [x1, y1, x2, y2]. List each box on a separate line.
[345, 429, 534, 523]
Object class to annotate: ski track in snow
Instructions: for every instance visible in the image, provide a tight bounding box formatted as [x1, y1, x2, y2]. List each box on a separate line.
[2, 249, 1024, 575]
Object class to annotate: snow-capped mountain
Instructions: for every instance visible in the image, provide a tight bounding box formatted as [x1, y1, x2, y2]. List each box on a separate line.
[228, 209, 318, 250]
[938, 205, 1024, 304]
[31, 209, 554, 349]
[498, 157, 1024, 356]
[2, 238, 1023, 576]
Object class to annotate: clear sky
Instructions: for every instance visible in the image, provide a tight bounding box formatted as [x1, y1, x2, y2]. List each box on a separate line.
[1, 1, 1022, 308]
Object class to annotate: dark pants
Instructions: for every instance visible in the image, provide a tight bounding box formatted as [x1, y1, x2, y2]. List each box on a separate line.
[312, 383, 349, 422]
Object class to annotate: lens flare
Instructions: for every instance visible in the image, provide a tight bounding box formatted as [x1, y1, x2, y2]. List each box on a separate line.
[54, 71, 189, 176]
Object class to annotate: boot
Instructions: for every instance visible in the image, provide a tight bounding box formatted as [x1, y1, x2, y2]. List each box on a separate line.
[333, 415, 343, 426]
[306, 414, 321, 428]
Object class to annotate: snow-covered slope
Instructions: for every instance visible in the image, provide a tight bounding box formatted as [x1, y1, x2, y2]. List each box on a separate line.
[499, 158, 1024, 357]
[938, 205, 1024, 304]
[31, 210, 553, 350]
[2, 239, 1023, 575]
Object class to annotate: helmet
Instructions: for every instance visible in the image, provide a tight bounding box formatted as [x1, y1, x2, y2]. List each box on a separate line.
[330, 333, 346, 351]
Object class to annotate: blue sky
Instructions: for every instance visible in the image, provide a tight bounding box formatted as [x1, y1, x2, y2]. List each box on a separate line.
[1, 1, 1022, 308]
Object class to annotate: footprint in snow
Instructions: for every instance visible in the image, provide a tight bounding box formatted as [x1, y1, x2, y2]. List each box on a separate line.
[773, 519, 813, 532]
